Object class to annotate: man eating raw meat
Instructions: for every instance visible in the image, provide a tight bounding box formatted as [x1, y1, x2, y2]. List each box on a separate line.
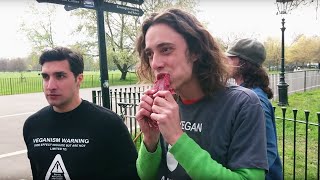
[134, 8, 268, 180]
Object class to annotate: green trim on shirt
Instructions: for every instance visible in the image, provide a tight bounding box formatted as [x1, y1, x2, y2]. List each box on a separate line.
[170, 133, 265, 180]
[136, 133, 265, 180]
[136, 141, 162, 180]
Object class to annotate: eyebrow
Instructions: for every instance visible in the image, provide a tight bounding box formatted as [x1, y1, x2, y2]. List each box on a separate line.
[145, 42, 174, 52]
[55, 71, 67, 75]
[40, 71, 67, 76]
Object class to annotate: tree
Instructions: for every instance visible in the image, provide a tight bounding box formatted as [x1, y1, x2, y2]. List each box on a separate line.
[285, 0, 319, 17]
[287, 35, 320, 66]
[70, 43, 99, 71]
[20, 1, 199, 78]
[7, 58, 27, 72]
[217, 32, 250, 51]
[20, 3, 93, 71]
[20, 4, 57, 52]
[72, 0, 199, 80]
[0, 58, 9, 72]
[264, 37, 281, 70]
[287, 35, 307, 65]
[25, 51, 41, 71]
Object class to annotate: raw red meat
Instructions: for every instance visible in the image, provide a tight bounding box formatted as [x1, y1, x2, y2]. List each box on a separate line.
[152, 73, 174, 93]
[146, 73, 175, 128]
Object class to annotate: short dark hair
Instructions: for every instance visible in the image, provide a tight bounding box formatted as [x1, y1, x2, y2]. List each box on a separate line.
[135, 8, 228, 96]
[39, 47, 84, 77]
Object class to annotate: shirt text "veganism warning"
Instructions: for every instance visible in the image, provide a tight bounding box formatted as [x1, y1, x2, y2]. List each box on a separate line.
[33, 138, 90, 144]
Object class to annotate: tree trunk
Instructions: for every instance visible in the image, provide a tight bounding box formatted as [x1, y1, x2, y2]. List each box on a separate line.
[120, 71, 127, 80]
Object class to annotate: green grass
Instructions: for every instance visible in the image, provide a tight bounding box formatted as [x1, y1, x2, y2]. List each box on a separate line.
[272, 89, 320, 180]
[0, 71, 42, 78]
[273, 90, 320, 123]
[0, 71, 138, 96]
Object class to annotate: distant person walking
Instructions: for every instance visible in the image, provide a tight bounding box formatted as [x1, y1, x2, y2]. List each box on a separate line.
[23, 47, 139, 180]
[226, 38, 283, 180]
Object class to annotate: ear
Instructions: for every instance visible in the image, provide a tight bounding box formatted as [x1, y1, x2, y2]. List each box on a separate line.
[190, 53, 199, 62]
[76, 73, 83, 87]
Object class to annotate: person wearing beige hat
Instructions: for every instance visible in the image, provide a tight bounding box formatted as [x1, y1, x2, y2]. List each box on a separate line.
[226, 38, 283, 180]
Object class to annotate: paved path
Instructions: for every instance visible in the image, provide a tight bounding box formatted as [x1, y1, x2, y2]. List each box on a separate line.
[0, 88, 103, 179]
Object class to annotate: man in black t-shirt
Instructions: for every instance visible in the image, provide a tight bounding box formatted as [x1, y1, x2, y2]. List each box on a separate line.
[134, 8, 268, 180]
[23, 47, 139, 180]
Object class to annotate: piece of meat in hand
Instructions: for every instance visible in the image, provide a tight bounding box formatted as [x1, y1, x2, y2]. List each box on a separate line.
[152, 73, 175, 93]
[146, 73, 175, 128]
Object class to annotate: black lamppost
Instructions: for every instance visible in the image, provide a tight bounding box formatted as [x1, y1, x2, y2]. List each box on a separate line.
[276, 0, 293, 106]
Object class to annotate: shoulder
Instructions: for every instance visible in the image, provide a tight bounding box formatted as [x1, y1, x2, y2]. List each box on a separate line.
[23, 106, 51, 138]
[224, 85, 260, 104]
[251, 87, 274, 111]
[81, 100, 119, 117]
[215, 86, 264, 120]
[251, 87, 267, 99]
[251, 87, 271, 105]
[80, 101, 130, 137]
[24, 106, 51, 125]
[80, 100, 123, 124]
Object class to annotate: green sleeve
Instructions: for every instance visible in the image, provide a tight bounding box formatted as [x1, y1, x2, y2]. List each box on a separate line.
[170, 133, 265, 180]
[136, 141, 162, 180]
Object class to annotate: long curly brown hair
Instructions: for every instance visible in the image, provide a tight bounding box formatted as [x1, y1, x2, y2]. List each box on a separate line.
[135, 8, 229, 96]
[235, 59, 274, 99]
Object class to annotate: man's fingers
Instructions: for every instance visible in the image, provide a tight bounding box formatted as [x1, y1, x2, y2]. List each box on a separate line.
[136, 108, 151, 122]
[144, 89, 156, 96]
[139, 100, 152, 112]
[153, 90, 175, 102]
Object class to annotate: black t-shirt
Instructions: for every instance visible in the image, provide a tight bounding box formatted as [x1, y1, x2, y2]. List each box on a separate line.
[23, 100, 139, 180]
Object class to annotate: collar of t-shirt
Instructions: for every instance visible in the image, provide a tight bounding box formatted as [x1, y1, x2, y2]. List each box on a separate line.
[181, 98, 202, 105]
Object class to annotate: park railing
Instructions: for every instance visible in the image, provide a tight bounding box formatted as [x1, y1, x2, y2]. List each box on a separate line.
[0, 76, 43, 95]
[270, 70, 320, 99]
[274, 107, 320, 180]
[92, 87, 320, 179]
[92, 85, 151, 145]
[0, 74, 137, 96]
[1, 70, 319, 96]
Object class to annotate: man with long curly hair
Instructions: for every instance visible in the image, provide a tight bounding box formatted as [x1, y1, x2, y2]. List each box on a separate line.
[226, 38, 283, 180]
[135, 8, 268, 180]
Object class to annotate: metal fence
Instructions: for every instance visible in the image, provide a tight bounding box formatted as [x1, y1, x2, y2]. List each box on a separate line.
[274, 107, 320, 180]
[0, 75, 101, 95]
[92, 85, 152, 144]
[1, 70, 319, 96]
[269, 70, 320, 99]
[0, 73, 138, 96]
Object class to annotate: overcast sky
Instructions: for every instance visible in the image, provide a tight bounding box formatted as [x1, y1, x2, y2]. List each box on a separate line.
[199, 1, 319, 44]
[0, 0, 319, 59]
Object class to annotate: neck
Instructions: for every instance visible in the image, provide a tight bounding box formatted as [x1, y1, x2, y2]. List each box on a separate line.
[53, 97, 82, 113]
[175, 79, 204, 101]
[233, 76, 244, 86]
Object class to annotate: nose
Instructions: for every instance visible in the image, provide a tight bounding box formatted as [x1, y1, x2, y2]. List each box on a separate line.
[45, 78, 57, 90]
[150, 53, 164, 71]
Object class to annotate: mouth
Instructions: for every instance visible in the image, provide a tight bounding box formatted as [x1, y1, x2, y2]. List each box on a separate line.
[47, 94, 60, 97]
[153, 73, 175, 93]
[156, 73, 170, 80]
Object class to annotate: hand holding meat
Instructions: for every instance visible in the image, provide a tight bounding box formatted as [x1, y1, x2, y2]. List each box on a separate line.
[136, 73, 183, 148]
[136, 89, 160, 151]
[151, 90, 183, 145]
